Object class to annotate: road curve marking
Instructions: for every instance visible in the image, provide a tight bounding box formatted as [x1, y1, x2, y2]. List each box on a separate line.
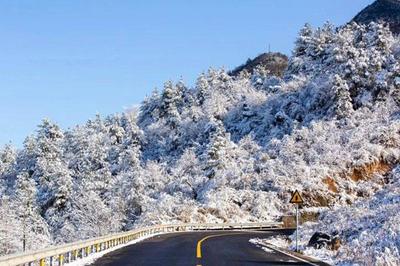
[196, 232, 248, 259]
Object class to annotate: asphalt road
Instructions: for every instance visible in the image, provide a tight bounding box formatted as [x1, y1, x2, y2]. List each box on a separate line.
[91, 229, 328, 266]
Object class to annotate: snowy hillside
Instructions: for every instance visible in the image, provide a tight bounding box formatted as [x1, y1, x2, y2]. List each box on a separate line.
[1, 20, 399, 265]
[256, 167, 400, 265]
[301, 167, 400, 265]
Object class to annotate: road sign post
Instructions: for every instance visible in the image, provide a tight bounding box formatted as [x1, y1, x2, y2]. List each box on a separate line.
[289, 190, 304, 252]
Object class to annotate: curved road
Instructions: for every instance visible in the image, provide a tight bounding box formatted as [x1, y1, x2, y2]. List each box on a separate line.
[91, 230, 328, 266]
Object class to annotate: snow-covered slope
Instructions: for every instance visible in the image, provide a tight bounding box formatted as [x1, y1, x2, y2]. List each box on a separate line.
[0, 21, 399, 265]
[257, 167, 399, 265]
[301, 168, 400, 265]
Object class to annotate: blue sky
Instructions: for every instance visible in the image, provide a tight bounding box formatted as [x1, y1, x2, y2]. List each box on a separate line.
[0, 0, 373, 147]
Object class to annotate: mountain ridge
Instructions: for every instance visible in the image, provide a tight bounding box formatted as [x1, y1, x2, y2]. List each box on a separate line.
[352, 0, 400, 34]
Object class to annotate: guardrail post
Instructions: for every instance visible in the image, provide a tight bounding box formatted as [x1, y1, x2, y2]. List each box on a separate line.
[59, 254, 64, 266]
[73, 250, 78, 260]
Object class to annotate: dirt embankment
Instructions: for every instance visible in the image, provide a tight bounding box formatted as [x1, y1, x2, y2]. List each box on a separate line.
[302, 160, 395, 208]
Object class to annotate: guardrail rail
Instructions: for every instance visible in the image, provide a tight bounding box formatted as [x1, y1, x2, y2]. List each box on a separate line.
[0, 222, 282, 266]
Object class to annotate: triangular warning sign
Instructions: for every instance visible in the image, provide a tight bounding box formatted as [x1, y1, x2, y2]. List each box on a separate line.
[290, 190, 304, 204]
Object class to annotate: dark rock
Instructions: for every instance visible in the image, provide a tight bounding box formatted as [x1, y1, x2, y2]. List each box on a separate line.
[308, 232, 331, 249]
[308, 231, 341, 250]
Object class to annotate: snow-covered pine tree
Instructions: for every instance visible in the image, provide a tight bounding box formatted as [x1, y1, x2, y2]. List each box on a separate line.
[0, 144, 16, 194]
[0, 144, 16, 176]
[0, 196, 21, 255]
[332, 74, 353, 119]
[14, 172, 51, 252]
[33, 119, 72, 211]
[160, 81, 181, 125]
[204, 121, 231, 179]
[138, 88, 161, 126]
[196, 73, 209, 105]
[294, 23, 313, 57]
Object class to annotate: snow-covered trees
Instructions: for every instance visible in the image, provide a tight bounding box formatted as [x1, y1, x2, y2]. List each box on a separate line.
[1, 21, 400, 266]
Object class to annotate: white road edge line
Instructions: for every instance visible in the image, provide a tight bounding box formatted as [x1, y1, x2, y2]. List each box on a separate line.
[263, 243, 320, 266]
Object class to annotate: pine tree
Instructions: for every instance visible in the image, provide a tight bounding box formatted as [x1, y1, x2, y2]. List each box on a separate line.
[14, 172, 51, 252]
[33, 119, 72, 211]
[332, 75, 353, 119]
[160, 81, 181, 128]
[138, 88, 161, 126]
[0, 196, 21, 254]
[0, 144, 16, 175]
[294, 23, 313, 56]
[196, 73, 209, 105]
[0, 144, 16, 194]
[205, 122, 230, 178]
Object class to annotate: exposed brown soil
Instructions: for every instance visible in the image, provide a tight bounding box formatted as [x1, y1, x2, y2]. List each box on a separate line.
[320, 160, 394, 194]
[322, 177, 339, 193]
[292, 160, 396, 209]
[349, 160, 392, 182]
[282, 211, 320, 227]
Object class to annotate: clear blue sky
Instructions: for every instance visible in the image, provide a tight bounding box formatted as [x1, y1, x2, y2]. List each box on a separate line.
[0, 0, 373, 147]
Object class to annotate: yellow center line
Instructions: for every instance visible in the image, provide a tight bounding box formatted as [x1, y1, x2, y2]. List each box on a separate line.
[196, 232, 249, 259]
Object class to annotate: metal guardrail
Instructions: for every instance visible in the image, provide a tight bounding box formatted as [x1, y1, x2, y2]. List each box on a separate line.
[0, 222, 282, 266]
